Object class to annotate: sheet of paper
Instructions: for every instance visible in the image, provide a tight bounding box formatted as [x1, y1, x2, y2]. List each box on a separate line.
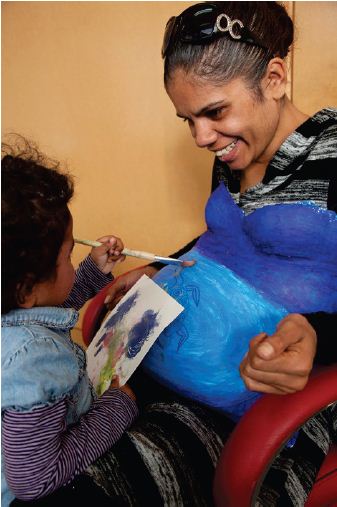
[86, 275, 184, 395]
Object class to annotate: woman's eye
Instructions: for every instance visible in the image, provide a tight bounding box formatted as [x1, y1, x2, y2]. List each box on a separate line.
[207, 108, 224, 119]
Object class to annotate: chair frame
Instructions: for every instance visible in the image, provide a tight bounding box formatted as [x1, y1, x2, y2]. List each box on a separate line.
[213, 365, 337, 507]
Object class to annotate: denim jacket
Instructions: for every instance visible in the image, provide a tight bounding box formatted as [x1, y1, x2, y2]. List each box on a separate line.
[1, 306, 97, 506]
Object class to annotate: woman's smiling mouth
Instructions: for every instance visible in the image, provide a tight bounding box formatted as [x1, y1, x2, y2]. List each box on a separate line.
[215, 139, 238, 157]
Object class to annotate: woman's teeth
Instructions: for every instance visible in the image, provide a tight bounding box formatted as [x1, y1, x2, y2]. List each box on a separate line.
[216, 139, 238, 157]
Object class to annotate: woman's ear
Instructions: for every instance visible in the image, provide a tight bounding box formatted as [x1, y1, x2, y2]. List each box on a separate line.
[262, 57, 288, 100]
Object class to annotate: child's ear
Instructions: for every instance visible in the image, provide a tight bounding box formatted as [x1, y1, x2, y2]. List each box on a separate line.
[18, 285, 38, 308]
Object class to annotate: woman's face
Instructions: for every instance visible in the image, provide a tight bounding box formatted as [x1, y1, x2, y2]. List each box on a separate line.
[166, 69, 283, 172]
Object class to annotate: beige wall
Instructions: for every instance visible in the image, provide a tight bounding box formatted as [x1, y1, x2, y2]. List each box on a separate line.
[2, 1, 212, 280]
[2, 1, 337, 336]
[292, 2, 337, 115]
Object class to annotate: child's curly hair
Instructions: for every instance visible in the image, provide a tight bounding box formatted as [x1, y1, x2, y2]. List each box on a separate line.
[2, 135, 74, 313]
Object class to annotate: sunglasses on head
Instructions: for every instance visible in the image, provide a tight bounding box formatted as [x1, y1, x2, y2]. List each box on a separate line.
[162, 2, 268, 58]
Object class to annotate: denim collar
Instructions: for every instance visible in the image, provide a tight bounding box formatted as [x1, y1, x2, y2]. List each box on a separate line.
[1, 306, 79, 329]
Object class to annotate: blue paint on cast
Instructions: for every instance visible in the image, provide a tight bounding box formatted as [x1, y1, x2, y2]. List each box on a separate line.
[143, 183, 337, 419]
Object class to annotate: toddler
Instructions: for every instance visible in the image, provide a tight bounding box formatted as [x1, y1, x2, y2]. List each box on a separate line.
[1, 137, 138, 506]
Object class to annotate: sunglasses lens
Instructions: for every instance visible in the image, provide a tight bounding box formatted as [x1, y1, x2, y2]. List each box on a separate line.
[162, 17, 176, 57]
[162, 3, 268, 59]
[162, 3, 218, 57]
[181, 4, 218, 42]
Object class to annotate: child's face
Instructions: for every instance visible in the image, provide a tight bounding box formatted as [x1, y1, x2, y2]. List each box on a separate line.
[33, 215, 75, 307]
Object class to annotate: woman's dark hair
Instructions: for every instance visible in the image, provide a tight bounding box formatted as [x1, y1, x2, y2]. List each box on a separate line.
[164, 1, 293, 98]
[2, 134, 74, 313]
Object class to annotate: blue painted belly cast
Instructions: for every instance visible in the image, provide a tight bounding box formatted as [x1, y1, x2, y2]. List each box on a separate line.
[143, 184, 337, 419]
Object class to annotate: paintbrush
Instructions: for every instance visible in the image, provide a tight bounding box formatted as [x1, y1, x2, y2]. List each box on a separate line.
[74, 238, 184, 266]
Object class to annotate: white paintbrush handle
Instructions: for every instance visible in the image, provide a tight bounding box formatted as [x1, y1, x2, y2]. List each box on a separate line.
[74, 238, 101, 247]
[74, 238, 156, 261]
[121, 248, 156, 261]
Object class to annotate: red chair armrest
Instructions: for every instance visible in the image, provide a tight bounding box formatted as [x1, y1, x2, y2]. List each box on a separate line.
[214, 365, 337, 507]
[82, 279, 115, 346]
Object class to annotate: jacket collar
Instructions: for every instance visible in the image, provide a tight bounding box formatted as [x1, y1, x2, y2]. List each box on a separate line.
[1, 306, 78, 329]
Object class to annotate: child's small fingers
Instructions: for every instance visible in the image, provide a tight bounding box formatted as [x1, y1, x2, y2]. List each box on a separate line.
[97, 235, 113, 243]
[110, 375, 120, 388]
[114, 237, 124, 252]
[96, 235, 119, 249]
[107, 253, 126, 263]
[94, 236, 124, 256]
[110, 248, 122, 256]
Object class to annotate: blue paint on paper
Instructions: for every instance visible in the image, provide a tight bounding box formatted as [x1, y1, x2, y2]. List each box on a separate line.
[127, 310, 159, 358]
[96, 291, 139, 349]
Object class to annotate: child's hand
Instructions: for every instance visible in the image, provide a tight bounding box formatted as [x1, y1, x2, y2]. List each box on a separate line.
[90, 235, 126, 274]
[110, 376, 136, 401]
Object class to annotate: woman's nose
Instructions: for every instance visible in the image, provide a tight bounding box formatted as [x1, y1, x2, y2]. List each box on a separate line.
[192, 120, 217, 148]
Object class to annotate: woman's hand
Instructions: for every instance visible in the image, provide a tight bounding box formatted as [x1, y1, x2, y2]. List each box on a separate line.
[90, 235, 126, 274]
[104, 265, 159, 309]
[239, 314, 317, 395]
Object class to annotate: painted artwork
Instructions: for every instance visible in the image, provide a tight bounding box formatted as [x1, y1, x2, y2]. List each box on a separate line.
[86, 275, 184, 396]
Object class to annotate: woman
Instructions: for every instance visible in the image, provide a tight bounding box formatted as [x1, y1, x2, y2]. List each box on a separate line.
[106, 1, 337, 397]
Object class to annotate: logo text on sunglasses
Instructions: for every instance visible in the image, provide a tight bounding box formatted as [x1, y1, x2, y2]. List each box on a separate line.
[215, 14, 244, 40]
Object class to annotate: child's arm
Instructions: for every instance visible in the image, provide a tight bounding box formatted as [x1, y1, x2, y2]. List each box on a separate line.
[62, 235, 125, 310]
[61, 255, 112, 310]
[2, 387, 138, 501]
